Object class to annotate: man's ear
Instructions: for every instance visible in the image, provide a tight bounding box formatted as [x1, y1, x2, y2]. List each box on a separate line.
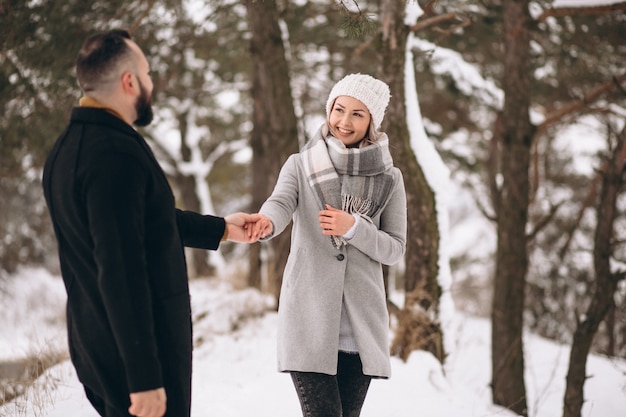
[120, 72, 137, 95]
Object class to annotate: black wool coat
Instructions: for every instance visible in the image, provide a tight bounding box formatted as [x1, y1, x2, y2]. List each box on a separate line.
[42, 107, 225, 416]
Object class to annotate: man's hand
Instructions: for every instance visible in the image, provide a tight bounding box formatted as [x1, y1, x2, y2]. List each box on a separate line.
[128, 388, 166, 417]
[319, 204, 355, 236]
[224, 212, 264, 243]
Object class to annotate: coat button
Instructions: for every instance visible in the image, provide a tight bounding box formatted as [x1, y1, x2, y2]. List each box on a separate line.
[336, 254, 345, 261]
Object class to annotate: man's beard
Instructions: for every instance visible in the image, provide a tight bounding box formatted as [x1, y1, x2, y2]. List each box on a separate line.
[134, 79, 154, 127]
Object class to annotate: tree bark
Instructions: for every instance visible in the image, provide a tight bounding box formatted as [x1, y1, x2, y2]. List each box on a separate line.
[379, 0, 444, 363]
[245, 0, 299, 302]
[491, 1, 532, 415]
[562, 125, 626, 417]
[175, 111, 213, 278]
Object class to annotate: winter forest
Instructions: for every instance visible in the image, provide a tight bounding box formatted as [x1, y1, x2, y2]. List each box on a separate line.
[1, 0, 625, 417]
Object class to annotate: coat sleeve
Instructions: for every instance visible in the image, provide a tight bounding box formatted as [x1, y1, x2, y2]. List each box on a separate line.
[348, 168, 407, 265]
[83, 150, 163, 392]
[176, 209, 226, 250]
[259, 154, 300, 238]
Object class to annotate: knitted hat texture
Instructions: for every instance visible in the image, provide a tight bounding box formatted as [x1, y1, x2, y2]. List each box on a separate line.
[325, 73, 391, 130]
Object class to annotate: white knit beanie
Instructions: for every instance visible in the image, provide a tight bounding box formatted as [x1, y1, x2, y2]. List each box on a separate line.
[325, 73, 391, 130]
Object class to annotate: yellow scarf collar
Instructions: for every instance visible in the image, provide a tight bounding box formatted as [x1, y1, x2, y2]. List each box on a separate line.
[79, 96, 126, 123]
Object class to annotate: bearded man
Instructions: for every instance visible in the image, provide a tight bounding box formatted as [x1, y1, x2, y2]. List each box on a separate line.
[42, 29, 258, 417]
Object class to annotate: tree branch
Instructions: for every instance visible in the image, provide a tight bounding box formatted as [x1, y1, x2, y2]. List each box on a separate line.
[538, 1, 626, 22]
[418, 0, 439, 16]
[557, 170, 602, 261]
[535, 73, 626, 137]
[408, 12, 471, 34]
[129, 0, 157, 34]
[527, 200, 564, 242]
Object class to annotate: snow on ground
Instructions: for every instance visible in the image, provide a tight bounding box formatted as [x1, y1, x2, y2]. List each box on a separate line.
[1, 267, 625, 417]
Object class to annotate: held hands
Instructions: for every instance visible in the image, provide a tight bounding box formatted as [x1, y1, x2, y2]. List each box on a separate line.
[128, 388, 166, 417]
[319, 204, 355, 236]
[251, 214, 273, 239]
[224, 212, 264, 243]
[243, 213, 273, 240]
[226, 205, 352, 243]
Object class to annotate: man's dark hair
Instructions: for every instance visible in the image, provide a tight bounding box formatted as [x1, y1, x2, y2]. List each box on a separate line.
[76, 29, 133, 93]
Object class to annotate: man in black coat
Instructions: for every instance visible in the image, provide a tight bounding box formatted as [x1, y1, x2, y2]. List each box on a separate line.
[42, 29, 259, 417]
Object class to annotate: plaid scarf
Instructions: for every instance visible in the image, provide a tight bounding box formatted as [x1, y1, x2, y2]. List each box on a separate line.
[301, 124, 395, 248]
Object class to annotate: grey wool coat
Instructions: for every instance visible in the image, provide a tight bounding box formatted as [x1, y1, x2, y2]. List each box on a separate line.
[260, 152, 407, 378]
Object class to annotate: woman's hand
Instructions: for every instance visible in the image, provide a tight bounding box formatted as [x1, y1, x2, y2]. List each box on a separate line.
[319, 204, 355, 236]
[250, 213, 274, 239]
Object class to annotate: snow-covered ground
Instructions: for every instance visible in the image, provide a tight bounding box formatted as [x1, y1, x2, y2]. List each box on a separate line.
[1, 267, 625, 417]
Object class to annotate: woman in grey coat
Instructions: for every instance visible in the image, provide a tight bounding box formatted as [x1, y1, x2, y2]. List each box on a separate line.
[255, 74, 407, 417]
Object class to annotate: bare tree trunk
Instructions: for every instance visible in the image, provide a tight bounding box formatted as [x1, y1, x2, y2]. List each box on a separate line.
[178, 175, 214, 277]
[563, 126, 626, 417]
[605, 304, 616, 356]
[379, 0, 444, 363]
[245, 0, 299, 302]
[175, 111, 212, 278]
[491, 1, 532, 415]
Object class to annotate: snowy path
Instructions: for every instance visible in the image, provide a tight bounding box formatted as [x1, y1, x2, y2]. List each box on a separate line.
[1, 271, 625, 417]
[1, 310, 510, 417]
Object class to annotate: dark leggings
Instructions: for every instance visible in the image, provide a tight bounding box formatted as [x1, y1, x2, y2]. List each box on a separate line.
[290, 352, 372, 417]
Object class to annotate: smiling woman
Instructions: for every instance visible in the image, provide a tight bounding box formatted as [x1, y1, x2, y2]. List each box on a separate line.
[253, 73, 407, 417]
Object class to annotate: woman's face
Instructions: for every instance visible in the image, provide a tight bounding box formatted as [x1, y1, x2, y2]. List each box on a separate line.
[328, 96, 371, 147]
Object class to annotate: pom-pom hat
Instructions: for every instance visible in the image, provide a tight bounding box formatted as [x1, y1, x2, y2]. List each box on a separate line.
[326, 73, 391, 130]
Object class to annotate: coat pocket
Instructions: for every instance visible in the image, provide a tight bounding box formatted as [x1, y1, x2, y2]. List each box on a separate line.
[282, 246, 307, 291]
